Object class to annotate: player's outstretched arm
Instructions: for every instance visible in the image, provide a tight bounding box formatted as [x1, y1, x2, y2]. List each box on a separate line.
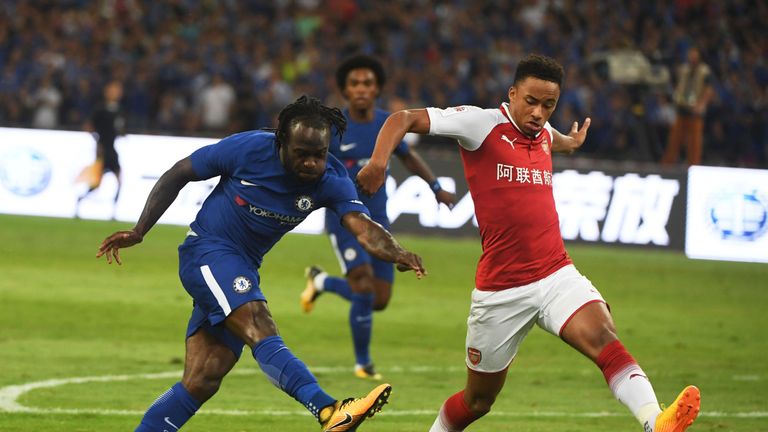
[96, 157, 200, 265]
[356, 109, 431, 196]
[341, 211, 426, 278]
[396, 150, 456, 209]
[551, 117, 591, 154]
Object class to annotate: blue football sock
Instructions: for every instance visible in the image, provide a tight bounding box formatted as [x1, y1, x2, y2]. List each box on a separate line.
[135, 382, 200, 431]
[323, 276, 353, 301]
[252, 335, 336, 419]
[350, 292, 374, 366]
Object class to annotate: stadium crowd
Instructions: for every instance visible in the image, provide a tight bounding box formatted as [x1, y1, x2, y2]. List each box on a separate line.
[0, 0, 766, 167]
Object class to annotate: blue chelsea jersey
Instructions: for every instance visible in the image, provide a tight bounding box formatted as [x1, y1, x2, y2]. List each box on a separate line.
[329, 108, 409, 217]
[188, 130, 369, 267]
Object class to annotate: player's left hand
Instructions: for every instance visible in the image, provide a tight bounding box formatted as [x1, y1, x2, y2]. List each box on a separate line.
[395, 252, 427, 279]
[96, 230, 143, 265]
[355, 163, 386, 197]
[562, 117, 591, 154]
[435, 189, 456, 209]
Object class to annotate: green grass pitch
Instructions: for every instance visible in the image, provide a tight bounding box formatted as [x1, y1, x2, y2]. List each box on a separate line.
[0, 214, 766, 431]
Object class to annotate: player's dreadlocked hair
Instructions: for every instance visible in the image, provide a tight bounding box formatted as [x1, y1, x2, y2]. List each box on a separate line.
[513, 54, 564, 88]
[275, 95, 347, 146]
[335, 54, 386, 91]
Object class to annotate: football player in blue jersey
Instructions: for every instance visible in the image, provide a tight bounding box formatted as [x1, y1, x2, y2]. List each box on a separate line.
[97, 96, 425, 432]
[300, 55, 455, 381]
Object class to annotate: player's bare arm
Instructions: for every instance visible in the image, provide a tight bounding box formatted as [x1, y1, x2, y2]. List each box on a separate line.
[356, 109, 431, 196]
[551, 117, 591, 154]
[341, 211, 426, 278]
[96, 157, 201, 264]
[396, 150, 457, 208]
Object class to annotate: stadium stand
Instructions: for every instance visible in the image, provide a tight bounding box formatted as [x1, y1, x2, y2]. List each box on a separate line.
[0, 0, 765, 166]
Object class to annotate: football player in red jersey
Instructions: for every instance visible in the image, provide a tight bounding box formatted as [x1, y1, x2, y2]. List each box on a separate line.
[356, 54, 700, 432]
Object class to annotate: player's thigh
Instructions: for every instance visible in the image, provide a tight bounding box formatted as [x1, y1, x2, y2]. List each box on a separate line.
[178, 239, 266, 327]
[466, 286, 540, 373]
[327, 225, 372, 277]
[223, 300, 280, 348]
[536, 265, 614, 357]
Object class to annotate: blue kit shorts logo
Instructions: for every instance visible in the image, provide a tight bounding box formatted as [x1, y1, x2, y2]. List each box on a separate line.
[232, 276, 252, 294]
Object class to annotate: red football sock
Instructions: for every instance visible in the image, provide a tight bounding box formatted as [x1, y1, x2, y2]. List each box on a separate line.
[596, 339, 637, 386]
[440, 390, 480, 431]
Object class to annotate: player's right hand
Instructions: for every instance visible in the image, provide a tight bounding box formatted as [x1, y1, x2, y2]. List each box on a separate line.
[355, 162, 386, 197]
[396, 252, 426, 279]
[96, 230, 143, 265]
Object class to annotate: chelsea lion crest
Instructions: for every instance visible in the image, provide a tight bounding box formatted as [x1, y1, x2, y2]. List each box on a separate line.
[233, 276, 252, 294]
[295, 195, 314, 212]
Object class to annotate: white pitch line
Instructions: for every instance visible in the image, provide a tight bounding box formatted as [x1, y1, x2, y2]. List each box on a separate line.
[1, 368, 766, 419]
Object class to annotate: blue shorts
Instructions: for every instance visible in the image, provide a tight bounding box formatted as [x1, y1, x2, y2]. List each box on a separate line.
[179, 234, 265, 358]
[325, 211, 394, 283]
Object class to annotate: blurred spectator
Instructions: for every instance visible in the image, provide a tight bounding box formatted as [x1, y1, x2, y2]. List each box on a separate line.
[26, 72, 62, 129]
[0, 0, 765, 167]
[197, 73, 235, 133]
[662, 46, 713, 166]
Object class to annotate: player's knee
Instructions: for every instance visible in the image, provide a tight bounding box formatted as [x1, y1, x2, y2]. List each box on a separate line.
[372, 292, 391, 311]
[347, 270, 375, 294]
[593, 324, 619, 350]
[465, 393, 496, 417]
[372, 281, 392, 311]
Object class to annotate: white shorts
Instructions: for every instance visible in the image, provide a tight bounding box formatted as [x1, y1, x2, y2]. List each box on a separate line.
[465, 264, 605, 373]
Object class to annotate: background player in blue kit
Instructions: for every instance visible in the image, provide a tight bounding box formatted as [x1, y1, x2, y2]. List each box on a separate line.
[96, 96, 426, 432]
[300, 55, 455, 380]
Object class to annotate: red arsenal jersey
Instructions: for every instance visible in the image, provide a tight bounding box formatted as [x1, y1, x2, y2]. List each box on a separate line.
[427, 103, 571, 290]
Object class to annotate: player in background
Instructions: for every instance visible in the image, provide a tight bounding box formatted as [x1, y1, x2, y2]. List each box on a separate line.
[75, 80, 125, 219]
[300, 54, 455, 381]
[97, 96, 426, 432]
[356, 54, 700, 432]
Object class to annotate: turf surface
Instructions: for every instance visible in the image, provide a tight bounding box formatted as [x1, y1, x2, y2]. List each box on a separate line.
[0, 214, 766, 431]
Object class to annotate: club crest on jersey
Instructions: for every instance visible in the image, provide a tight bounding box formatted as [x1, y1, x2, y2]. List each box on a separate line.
[343, 247, 357, 262]
[467, 347, 482, 366]
[542, 136, 550, 154]
[233, 276, 252, 294]
[295, 195, 313, 212]
[441, 105, 469, 116]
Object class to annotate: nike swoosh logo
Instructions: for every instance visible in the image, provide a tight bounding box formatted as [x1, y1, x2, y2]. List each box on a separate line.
[163, 417, 180, 430]
[629, 373, 647, 380]
[329, 413, 354, 429]
[339, 142, 357, 152]
[240, 179, 260, 187]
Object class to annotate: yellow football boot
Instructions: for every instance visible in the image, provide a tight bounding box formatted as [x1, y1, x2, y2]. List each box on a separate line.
[301, 265, 324, 313]
[320, 383, 392, 431]
[654, 385, 700, 432]
[354, 363, 383, 381]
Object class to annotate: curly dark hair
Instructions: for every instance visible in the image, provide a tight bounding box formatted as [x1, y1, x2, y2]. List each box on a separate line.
[275, 95, 347, 145]
[513, 54, 564, 87]
[335, 54, 386, 92]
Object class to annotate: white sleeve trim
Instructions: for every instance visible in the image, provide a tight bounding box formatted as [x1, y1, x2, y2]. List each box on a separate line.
[426, 106, 498, 151]
[543, 122, 554, 140]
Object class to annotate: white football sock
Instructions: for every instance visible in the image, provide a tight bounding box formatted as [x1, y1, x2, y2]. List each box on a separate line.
[313, 272, 327, 291]
[609, 365, 662, 427]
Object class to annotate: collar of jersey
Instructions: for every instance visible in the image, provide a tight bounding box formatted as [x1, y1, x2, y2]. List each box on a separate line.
[499, 102, 543, 139]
